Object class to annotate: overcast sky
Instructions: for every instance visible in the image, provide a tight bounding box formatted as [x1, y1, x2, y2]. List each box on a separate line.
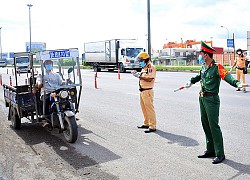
[1, 0, 250, 54]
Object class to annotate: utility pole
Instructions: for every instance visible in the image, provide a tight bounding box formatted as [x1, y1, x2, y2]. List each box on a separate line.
[233, 33, 235, 62]
[221, 25, 230, 65]
[147, 0, 151, 61]
[0, 27, 2, 60]
[27, 4, 33, 53]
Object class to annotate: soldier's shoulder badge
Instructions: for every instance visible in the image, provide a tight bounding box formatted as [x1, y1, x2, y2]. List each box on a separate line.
[217, 64, 228, 80]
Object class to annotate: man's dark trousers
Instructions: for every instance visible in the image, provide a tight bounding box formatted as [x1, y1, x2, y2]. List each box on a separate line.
[199, 95, 224, 156]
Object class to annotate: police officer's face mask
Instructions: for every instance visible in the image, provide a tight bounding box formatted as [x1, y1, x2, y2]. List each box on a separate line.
[140, 61, 146, 67]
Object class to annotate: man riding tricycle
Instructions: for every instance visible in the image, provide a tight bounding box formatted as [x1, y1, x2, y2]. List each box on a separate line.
[3, 48, 82, 143]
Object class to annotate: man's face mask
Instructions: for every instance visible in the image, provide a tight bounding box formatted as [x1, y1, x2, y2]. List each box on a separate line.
[45, 64, 53, 70]
[140, 61, 146, 67]
[198, 55, 205, 64]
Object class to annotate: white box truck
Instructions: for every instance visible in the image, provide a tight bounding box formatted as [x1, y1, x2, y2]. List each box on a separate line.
[16, 56, 30, 72]
[84, 39, 144, 72]
[243, 51, 250, 68]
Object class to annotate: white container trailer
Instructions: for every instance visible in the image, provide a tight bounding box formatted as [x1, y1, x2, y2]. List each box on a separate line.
[84, 39, 144, 72]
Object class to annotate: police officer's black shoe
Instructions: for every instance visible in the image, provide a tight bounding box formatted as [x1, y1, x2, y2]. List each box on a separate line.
[236, 89, 241, 91]
[137, 125, 149, 129]
[212, 155, 225, 164]
[144, 128, 156, 133]
[198, 151, 215, 158]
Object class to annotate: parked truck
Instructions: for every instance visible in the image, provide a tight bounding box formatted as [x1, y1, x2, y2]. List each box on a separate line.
[84, 39, 144, 72]
[16, 56, 30, 72]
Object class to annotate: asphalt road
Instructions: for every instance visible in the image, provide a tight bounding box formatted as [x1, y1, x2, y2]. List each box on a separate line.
[0, 68, 250, 180]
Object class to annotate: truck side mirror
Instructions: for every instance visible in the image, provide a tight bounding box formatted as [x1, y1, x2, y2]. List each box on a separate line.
[121, 49, 125, 56]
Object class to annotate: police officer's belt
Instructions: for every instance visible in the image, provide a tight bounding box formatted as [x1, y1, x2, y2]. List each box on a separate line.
[139, 88, 152, 92]
[236, 67, 245, 70]
[199, 92, 218, 97]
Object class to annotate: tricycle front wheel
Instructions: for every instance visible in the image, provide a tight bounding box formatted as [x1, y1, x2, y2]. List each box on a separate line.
[9, 106, 21, 129]
[63, 116, 78, 143]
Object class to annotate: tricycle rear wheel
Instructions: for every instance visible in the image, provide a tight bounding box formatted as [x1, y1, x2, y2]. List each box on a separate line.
[9, 106, 21, 129]
[63, 116, 78, 143]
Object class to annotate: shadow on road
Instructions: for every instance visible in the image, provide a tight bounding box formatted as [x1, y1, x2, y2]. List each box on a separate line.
[77, 124, 121, 164]
[12, 121, 120, 170]
[224, 159, 250, 179]
[155, 129, 199, 147]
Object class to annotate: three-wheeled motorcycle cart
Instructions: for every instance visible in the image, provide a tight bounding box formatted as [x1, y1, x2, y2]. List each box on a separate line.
[3, 48, 82, 143]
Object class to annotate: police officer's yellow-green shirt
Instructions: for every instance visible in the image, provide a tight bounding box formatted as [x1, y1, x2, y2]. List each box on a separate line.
[139, 62, 156, 89]
[234, 56, 246, 68]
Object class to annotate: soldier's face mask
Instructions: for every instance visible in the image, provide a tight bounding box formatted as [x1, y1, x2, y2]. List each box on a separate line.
[198, 55, 205, 64]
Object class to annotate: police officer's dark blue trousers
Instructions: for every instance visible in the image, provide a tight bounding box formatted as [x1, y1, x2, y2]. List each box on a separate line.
[199, 95, 224, 156]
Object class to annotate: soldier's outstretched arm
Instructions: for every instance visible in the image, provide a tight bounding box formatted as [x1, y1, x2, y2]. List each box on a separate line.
[237, 83, 250, 88]
[217, 64, 241, 87]
[190, 70, 202, 84]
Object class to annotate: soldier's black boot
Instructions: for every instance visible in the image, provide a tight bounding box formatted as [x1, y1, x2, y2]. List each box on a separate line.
[198, 151, 215, 158]
[212, 155, 225, 164]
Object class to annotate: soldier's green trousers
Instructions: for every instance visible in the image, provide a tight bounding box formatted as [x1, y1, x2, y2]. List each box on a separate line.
[199, 95, 224, 156]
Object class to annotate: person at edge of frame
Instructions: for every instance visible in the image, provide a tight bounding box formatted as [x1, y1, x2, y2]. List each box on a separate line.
[230, 48, 247, 93]
[131, 52, 157, 133]
[184, 41, 248, 164]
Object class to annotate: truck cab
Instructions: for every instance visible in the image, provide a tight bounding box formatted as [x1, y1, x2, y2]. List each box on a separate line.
[0, 59, 7, 67]
[16, 56, 30, 72]
[119, 47, 144, 72]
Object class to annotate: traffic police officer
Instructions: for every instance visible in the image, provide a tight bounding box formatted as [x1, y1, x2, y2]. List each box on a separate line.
[184, 41, 246, 164]
[231, 48, 247, 93]
[132, 52, 157, 133]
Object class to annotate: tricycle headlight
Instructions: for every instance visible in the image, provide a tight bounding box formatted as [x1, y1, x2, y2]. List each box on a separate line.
[59, 90, 68, 98]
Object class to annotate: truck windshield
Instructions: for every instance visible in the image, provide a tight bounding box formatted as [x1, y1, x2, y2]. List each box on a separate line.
[126, 48, 144, 57]
[16, 57, 29, 63]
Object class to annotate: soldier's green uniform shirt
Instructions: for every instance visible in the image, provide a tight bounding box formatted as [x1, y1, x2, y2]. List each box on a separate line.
[190, 60, 240, 93]
[189, 60, 240, 156]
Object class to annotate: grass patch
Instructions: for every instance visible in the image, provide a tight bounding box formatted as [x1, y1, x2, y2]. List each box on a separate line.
[155, 65, 201, 71]
[155, 65, 233, 72]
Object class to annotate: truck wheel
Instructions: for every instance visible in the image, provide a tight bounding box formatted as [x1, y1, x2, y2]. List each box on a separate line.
[9, 106, 21, 129]
[93, 66, 98, 72]
[119, 63, 126, 73]
[93, 65, 101, 72]
[63, 116, 78, 143]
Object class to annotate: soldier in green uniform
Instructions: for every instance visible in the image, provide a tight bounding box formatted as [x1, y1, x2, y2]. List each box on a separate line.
[184, 41, 247, 164]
